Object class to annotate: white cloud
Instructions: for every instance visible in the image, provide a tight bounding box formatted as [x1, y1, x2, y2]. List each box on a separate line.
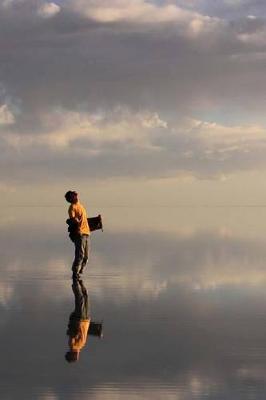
[238, 29, 266, 46]
[70, 0, 221, 37]
[0, 104, 15, 125]
[75, 0, 191, 24]
[3, 107, 168, 149]
[182, 118, 266, 152]
[3, 110, 266, 182]
[37, 2, 60, 18]
[52, 108, 167, 148]
[140, 112, 168, 129]
[14, 109, 265, 157]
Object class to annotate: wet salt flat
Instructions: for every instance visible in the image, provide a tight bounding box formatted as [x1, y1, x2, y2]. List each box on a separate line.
[1, 206, 266, 399]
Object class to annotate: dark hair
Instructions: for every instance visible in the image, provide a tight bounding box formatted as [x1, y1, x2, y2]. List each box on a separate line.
[65, 351, 78, 363]
[65, 191, 77, 202]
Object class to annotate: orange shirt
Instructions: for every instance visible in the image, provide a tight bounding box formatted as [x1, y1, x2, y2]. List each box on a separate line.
[68, 201, 90, 235]
[69, 320, 90, 352]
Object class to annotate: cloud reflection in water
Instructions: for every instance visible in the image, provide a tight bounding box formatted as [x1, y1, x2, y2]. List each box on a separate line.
[0, 209, 266, 398]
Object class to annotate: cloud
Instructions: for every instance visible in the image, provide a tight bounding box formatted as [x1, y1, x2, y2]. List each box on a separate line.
[0, 104, 15, 125]
[232, 15, 266, 46]
[189, 118, 266, 148]
[86, 379, 217, 400]
[3, 213, 266, 298]
[71, 0, 201, 24]
[1, 216, 266, 399]
[69, 0, 222, 38]
[0, 0, 23, 8]
[95, 229, 266, 294]
[176, 0, 266, 20]
[0, 0, 266, 186]
[37, 2, 61, 18]
[238, 29, 266, 45]
[0, 0, 263, 123]
[1, 107, 168, 149]
[1, 108, 266, 183]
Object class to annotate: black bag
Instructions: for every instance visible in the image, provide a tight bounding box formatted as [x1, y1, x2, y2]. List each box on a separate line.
[88, 321, 103, 338]
[88, 214, 103, 232]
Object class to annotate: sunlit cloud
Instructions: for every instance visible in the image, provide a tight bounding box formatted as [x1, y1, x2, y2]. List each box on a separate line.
[37, 2, 60, 18]
[2, 110, 266, 183]
[0, 104, 15, 126]
[0, 0, 265, 197]
[71, 0, 219, 30]
[2, 107, 168, 150]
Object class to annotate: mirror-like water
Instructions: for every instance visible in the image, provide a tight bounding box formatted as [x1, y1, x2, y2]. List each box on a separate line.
[1, 206, 266, 399]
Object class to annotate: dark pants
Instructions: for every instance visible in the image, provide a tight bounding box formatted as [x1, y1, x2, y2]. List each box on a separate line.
[68, 280, 90, 336]
[72, 234, 90, 274]
[72, 279, 90, 319]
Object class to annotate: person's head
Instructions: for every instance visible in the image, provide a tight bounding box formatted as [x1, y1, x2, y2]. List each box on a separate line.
[65, 351, 79, 363]
[65, 190, 78, 204]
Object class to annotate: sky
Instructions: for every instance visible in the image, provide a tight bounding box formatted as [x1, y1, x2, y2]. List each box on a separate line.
[1, 0, 266, 205]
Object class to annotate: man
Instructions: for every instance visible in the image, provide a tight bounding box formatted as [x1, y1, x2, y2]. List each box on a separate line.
[65, 190, 90, 279]
[65, 278, 91, 363]
[65, 277, 103, 363]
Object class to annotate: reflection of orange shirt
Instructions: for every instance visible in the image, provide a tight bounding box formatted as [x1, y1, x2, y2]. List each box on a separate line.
[68, 202, 90, 235]
[69, 320, 90, 352]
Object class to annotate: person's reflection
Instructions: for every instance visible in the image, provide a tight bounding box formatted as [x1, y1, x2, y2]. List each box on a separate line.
[65, 278, 103, 363]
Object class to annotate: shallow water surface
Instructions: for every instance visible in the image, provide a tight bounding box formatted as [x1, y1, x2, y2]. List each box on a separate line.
[1, 206, 266, 399]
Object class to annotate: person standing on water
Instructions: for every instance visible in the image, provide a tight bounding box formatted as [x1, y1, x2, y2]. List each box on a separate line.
[65, 191, 90, 279]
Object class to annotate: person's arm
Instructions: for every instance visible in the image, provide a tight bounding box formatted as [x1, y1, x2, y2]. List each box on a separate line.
[68, 205, 75, 219]
[68, 205, 80, 223]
